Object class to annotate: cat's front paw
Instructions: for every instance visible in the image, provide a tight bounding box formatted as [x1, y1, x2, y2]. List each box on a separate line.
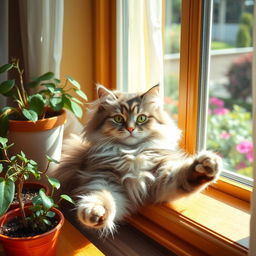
[189, 151, 222, 185]
[77, 196, 112, 231]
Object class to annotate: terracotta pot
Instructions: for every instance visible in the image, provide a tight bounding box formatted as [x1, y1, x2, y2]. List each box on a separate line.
[7, 110, 67, 172]
[9, 182, 50, 211]
[0, 206, 64, 256]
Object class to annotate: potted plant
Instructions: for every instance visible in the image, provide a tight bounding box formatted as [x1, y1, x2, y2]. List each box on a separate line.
[0, 59, 87, 170]
[0, 137, 74, 256]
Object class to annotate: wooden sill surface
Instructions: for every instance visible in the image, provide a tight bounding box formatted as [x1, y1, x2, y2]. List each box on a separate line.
[129, 186, 250, 256]
[0, 219, 104, 256]
[57, 219, 104, 256]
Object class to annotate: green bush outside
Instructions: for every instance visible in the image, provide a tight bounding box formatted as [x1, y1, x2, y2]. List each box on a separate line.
[236, 24, 252, 47]
[236, 12, 253, 47]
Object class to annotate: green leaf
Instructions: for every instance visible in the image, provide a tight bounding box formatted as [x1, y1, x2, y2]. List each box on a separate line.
[46, 211, 55, 218]
[0, 137, 8, 147]
[22, 109, 38, 122]
[54, 78, 61, 84]
[28, 94, 45, 116]
[63, 96, 83, 118]
[27, 72, 55, 88]
[42, 218, 52, 226]
[27, 81, 39, 88]
[0, 164, 3, 173]
[36, 72, 55, 82]
[0, 115, 9, 137]
[0, 64, 13, 73]
[32, 195, 43, 205]
[70, 100, 83, 118]
[24, 173, 30, 180]
[49, 97, 64, 111]
[39, 189, 53, 210]
[36, 209, 43, 217]
[65, 94, 83, 105]
[2, 86, 17, 97]
[43, 83, 56, 93]
[60, 194, 75, 205]
[66, 75, 80, 89]
[0, 80, 15, 94]
[0, 178, 15, 216]
[21, 151, 26, 158]
[29, 159, 38, 166]
[47, 176, 60, 190]
[74, 89, 88, 101]
[46, 155, 60, 164]
[17, 151, 28, 163]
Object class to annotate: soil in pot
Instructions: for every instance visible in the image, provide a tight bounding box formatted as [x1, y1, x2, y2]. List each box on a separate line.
[12, 188, 39, 205]
[9, 183, 49, 210]
[0, 215, 58, 238]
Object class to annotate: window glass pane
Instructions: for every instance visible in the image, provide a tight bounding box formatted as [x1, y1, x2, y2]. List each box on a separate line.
[207, 0, 254, 180]
[164, 0, 181, 120]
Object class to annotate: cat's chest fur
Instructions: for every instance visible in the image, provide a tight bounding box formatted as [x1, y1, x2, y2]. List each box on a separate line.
[87, 144, 163, 202]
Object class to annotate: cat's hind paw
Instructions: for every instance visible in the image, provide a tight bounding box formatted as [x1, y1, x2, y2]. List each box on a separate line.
[189, 151, 222, 185]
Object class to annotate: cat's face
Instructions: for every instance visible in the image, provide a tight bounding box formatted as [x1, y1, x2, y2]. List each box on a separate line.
[101, 94, 152, 145]
[85, 85, 174, 146]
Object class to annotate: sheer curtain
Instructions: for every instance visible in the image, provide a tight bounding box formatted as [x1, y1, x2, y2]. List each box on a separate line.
[117, 0, 163, 94]
[19, 0, 64, 81]
[249, 3, 256, 255]
[18, 0, 82, 135]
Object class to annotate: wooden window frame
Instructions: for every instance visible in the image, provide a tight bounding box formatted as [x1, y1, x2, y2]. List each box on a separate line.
[93, 0, 251, 255]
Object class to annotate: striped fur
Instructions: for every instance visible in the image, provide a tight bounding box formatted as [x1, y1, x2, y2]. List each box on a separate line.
[52, 85, 222, 236]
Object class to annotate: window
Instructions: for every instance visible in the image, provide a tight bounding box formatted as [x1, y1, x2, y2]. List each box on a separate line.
[207, 0, 254, 185]
[129, 1, 252, 255]
[164, 0, 181, 119]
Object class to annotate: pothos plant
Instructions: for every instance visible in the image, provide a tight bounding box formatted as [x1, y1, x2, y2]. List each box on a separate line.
[0, 137, 74, 233]
[0, 59, 88, 136]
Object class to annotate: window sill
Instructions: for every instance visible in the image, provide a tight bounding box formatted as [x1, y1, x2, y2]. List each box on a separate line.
[128, 182, 250, 256]
[0, 219, 104, 256]
[56, 219, 104, 256]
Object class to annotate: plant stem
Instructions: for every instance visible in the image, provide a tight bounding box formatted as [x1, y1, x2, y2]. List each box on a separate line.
[42, 161, 50, 175]
[62, 79, 68, 89]
[3, 148, 11, 162]
[15, 60, 28, 107]
[17, 177, 27, 227]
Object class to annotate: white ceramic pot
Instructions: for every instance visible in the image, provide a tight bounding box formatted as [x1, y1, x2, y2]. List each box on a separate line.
[7, 110, 67, 172]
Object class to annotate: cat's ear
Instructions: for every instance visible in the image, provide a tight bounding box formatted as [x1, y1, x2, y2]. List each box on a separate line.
[141, 84, 161, 106]
[96, 84, 117, 101]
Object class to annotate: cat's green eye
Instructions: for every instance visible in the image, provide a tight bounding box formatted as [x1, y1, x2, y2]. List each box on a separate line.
[113, 115, 124, 123]
[136, 114, 147, 124]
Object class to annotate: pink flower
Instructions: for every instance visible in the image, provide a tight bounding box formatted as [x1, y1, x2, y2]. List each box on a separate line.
[220, 131, 231, 140]
[209, 97, 224, 107]
[236, 141, 253, 154]
[213, 108, 230, 115]
[236, 162, 247, 170]
[246, 151, 253, 163]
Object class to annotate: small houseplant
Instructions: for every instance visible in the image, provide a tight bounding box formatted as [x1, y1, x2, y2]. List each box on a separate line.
[0, 137, 74, 256]
[0, 59, 87, 170]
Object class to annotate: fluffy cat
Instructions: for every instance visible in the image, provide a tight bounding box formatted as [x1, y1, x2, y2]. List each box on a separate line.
[53, 84, 222, 235]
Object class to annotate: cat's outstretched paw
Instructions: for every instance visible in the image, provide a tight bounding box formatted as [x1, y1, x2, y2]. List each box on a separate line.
[189, 151, 222, 186]
[77, 196, 112, 230]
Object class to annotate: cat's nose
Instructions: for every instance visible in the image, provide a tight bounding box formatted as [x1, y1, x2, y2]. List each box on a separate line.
[127, 127, 135, 133]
